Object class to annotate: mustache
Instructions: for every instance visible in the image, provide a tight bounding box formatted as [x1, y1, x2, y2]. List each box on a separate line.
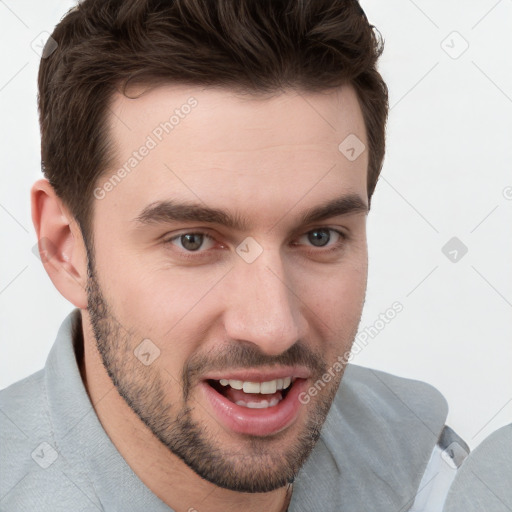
[182, 340, 327, 398]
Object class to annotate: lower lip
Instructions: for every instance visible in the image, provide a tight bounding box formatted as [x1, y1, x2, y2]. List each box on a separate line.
[200, 379, 307, 437]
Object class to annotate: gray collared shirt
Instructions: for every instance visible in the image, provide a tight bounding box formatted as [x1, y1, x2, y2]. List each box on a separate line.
[1, 309, 463, 511]
[443, 424, 512, 512]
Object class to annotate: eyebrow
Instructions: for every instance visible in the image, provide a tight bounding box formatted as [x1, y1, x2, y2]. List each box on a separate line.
[132, 194, 368, 231]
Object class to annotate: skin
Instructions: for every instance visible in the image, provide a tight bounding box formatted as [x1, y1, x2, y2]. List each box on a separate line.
[32, 84, 369, 512]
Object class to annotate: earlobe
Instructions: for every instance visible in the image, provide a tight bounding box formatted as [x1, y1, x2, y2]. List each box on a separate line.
[31, 179, 89, 309]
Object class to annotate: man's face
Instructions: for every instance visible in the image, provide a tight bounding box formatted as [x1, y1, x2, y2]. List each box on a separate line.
[85, 84, 369, 492]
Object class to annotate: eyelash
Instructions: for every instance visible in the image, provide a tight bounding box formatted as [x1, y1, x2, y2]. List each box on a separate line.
[163, 228, 348, 260]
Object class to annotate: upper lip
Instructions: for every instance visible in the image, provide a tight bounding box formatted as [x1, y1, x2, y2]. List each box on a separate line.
[203, 367, 311, 383]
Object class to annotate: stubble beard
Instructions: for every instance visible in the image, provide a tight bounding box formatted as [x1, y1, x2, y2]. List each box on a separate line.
[85, 258, 350, 492]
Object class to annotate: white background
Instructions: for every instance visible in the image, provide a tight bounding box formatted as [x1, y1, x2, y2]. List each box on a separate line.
[0, 0, 511, 450]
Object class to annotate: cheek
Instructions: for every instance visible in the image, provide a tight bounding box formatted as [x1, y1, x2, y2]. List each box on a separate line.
[298, 260, 367, 346]
[97, 254, 225, 370]
[97, 239, 217, 318]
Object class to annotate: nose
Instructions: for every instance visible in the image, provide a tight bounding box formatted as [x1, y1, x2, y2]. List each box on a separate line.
[222, 250, 306, 356]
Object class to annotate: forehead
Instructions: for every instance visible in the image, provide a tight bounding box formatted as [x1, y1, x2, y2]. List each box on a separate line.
[97, 84, 368, 229]
[109, 83, 366, 151]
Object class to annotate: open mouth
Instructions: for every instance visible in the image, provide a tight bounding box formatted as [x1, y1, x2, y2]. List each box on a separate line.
[206, 377, 295, 409]
[200, 371, 309, 436]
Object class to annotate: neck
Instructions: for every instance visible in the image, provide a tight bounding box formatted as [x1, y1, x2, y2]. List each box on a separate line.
[78, 312, 291, 512]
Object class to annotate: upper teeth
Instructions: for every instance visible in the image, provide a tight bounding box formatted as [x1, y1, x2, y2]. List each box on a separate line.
[218, 377, 292, 394]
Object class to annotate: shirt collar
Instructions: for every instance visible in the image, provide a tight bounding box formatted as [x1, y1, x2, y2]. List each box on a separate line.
[45, 308, 173, 511]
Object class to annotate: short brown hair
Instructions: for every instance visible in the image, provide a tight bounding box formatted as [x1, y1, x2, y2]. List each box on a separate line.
[38, 0, 388, 243]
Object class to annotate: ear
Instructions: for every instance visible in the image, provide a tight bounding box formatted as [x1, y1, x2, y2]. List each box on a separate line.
[31, 179, 88, 309]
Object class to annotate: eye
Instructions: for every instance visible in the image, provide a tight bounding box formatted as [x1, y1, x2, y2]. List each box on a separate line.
[296, 228, 346, 249]
[167, 232, 216, 252]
